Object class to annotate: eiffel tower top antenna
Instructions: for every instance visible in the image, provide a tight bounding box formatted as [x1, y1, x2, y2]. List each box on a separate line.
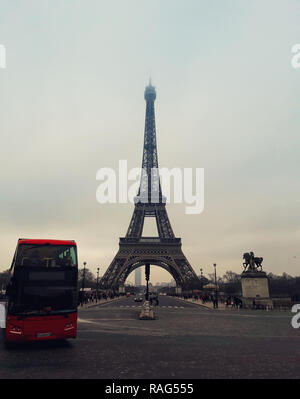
[144, 78, 156, 101]
[137, 78, 162, 205]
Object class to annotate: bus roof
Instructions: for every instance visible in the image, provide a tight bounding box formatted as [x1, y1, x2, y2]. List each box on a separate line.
[18, 239, 77, 246]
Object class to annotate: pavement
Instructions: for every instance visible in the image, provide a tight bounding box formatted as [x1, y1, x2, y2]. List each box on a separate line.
[175, 296, 219, 310]
[79, 296, 122, 308]
[0, 295, 299, 379]
[176, 297, 291, 312]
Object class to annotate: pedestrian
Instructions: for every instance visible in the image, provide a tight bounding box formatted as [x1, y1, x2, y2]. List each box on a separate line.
[234, 297, 240, 309]
[225, 297, 230, 308]
[213, 296, 216, 309]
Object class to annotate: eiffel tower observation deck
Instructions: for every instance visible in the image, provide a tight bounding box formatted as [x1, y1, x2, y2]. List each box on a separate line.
[101, 81, 198, 291]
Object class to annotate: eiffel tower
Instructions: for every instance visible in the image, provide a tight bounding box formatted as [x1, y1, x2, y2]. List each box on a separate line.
[101, 81, 198, 291]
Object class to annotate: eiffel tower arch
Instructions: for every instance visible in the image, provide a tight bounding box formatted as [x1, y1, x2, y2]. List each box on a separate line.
[101, 81, 199, 290]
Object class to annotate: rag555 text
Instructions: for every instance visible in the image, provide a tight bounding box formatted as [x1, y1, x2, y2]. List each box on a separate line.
[149, 383, 193, 394]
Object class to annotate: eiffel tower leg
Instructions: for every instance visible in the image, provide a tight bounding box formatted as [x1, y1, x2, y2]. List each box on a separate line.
[126, 208, 145, 238]
[100, 251, 126, 289]
[171, 251, 199, 289]
[102, 242, 199, 290]
[155, 207, 174, 239]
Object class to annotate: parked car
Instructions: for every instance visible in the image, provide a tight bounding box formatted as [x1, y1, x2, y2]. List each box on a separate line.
[134, 295, 143, 302]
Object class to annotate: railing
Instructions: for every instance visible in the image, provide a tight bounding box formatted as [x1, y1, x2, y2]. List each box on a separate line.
[119, 237, 181, 244]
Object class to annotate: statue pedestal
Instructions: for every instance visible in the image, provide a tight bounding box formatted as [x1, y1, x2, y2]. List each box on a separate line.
[241, 271, 273, 309]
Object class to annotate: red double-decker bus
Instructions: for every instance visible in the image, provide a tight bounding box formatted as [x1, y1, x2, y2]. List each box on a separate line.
[4, 238, 78, 343]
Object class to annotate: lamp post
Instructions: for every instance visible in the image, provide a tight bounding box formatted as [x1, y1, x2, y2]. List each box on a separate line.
[145, 263, 150, 301]
[200, 267, 203, 290]
[81, 261, 86, 306]
[213, 263, 218, 309]
[96, 267, 100, 302]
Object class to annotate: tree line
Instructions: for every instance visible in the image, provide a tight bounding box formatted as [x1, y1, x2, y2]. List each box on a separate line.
[1, 268, 300, 300]
[179, 270, 300, 299]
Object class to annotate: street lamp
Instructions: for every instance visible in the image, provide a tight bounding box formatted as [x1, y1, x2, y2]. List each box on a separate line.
[81, 261, 86, 305]
[96, 267, 100, 302]
[213, 263, 218, 309]
[145, 263, 150, 301]
[199, 267, 203, 289]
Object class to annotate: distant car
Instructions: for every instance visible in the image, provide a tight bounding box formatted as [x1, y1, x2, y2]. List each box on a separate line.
[134, 296, 143, 302]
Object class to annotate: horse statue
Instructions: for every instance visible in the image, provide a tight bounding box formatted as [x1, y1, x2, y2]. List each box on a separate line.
[242, 252, 251, 270]
[243, 252, 263, 272]
[254, 257, 263, 271]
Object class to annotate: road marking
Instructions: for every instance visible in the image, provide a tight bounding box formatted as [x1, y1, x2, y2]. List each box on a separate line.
[78, 318, 97, 324]
[110, 304, 187, 309]
[76, 329, 300, 339]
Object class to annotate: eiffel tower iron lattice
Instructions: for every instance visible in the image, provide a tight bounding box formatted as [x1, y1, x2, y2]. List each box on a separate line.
[101, 81, 199, 291]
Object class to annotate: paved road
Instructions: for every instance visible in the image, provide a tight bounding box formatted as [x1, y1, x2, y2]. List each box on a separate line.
[0, 296, 299, 379]
[92, 294, 205, 309]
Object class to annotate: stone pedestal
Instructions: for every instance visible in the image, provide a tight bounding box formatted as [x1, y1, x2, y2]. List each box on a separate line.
[241, 271, 273, 309]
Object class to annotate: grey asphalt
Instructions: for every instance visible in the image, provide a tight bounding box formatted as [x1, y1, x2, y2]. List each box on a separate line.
[0, 296, 299, 379]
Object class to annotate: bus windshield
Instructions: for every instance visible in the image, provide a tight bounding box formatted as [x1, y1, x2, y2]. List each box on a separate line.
[16, 244, 77, 268]
[11, 286, 77, 315]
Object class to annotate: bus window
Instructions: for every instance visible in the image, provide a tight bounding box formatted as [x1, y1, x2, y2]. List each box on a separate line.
[16, 245, 77, 268]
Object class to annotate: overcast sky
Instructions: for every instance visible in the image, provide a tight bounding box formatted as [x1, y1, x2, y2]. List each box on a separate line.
[0, 0, 299, 283]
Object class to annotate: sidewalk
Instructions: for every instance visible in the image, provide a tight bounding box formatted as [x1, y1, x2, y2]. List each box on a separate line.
[176, 297, 290, 312]
[79, 296, 122, 309]
[176, 297, 227, 310]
